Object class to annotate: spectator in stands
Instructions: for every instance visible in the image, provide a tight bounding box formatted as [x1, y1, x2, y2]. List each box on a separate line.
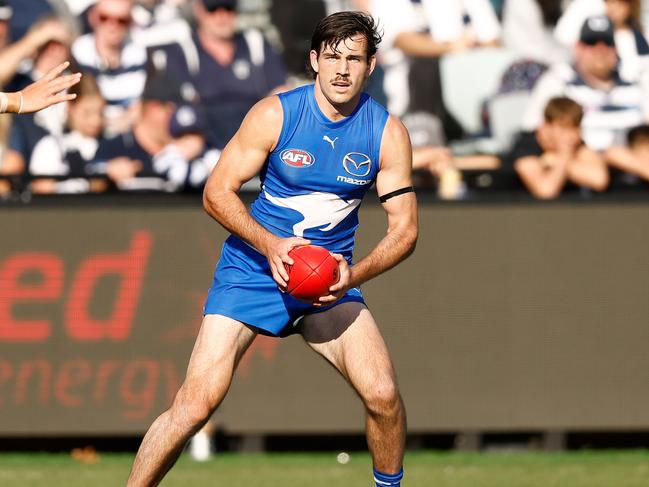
[521, 16, 649, 152]
[502, 0, 571, 65]
[153, 103, 220, 191]
[270, 0, 326, 79]
[6, 0, 54, 42]
[130, 0, 193, 49]
[151, 0, 287, 150]
[29, 73, 108, 194]
[404, 110, 499, 196]
[0, 1, 11, 50]
[0, 15, 71, 88]
[93, 71, 210, 191]
[604, 0, 649, 82]
[511, 96, 608, 199]
[72, 0, 147, 134]
[555, 0, 648, 81]
[352, 0, 499, 117]
[1, 16, 73, 178]
[605, 124, 649, 189]
[416, 0, 501, 49]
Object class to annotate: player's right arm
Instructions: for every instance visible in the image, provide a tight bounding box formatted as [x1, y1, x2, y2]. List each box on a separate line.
[203, 96, 309, 289]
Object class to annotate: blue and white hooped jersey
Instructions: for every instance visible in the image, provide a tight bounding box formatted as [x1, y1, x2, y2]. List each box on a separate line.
[250, 84, 389, 258]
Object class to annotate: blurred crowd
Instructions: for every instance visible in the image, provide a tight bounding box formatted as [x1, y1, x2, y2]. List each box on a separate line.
[1, 0, 649, 199]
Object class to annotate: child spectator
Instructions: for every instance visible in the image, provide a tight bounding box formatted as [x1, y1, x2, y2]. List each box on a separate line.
[510, 96, 609, 198]
[29, 73, 108, 194]
[604, 124, 649, 189]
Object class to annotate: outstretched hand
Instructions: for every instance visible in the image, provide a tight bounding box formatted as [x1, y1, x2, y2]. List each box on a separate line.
[18, 62, 82, 114]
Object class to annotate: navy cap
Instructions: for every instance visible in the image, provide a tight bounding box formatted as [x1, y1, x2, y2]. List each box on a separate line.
[580, 16, 615, 47]
[202, 0, 237, 12]
[170, 105, 206, 137]
[142, 73, 185, 104]
[0, 0, 12, 21]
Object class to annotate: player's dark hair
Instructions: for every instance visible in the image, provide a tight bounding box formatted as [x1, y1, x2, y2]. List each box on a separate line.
[308, 11, 382, 79]
[627, 124, 649, 147]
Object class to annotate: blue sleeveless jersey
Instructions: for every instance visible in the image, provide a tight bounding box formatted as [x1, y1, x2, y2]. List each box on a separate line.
[250, 84, 389, 258]
[204, 85, 388, 336]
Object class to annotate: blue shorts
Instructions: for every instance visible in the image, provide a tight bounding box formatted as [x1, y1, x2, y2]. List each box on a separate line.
[203, 235, 365, 337]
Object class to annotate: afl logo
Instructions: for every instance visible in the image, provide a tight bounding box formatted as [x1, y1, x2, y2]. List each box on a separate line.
[281, 149, 315, 168]
[342, 152, 372, 177]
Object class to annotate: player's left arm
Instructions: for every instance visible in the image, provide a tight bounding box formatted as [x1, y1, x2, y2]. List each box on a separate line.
[320, 115, 418, 303]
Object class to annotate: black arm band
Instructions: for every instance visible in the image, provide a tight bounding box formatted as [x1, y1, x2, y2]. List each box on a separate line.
[379, 186, 415, 203]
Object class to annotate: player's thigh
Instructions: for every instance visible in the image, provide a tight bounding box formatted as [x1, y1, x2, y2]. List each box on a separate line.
[301, 302, 398, 397]
[181, 314, 257, 400]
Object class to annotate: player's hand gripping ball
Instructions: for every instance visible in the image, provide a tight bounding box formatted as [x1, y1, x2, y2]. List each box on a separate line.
[284, 245, 340, 302]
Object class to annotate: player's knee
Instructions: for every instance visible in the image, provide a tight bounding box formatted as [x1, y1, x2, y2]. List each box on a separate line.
[171, 387, 216, 431]
[363, 376, 401, 418]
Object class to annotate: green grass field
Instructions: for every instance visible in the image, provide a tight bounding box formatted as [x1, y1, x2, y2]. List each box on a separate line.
[0, 450, 648, 486]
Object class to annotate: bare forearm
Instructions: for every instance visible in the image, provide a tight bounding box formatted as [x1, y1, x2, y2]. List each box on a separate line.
[0, 36, 42, 86]
[516, 157, 568, 199]
[350, 224, 417, 288]
[567, 162, 608, 190]
[394, 32, 455, 57]
[203, 189, 278, 253]
[605, 147, 649, 181]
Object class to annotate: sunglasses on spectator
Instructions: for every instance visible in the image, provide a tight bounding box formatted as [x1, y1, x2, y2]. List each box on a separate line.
[205, 5, 235, 13]
[582, 37, 615, 47]
[98, 13, 131, 26]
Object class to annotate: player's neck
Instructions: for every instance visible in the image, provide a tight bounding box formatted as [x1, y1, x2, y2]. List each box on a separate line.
[313, 80, 360, 121]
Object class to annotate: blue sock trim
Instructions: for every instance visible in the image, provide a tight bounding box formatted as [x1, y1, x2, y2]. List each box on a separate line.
[373, 467, 404, 486]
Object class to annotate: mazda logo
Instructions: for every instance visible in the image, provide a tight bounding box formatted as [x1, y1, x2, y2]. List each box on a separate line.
[342, 152, 372, 177]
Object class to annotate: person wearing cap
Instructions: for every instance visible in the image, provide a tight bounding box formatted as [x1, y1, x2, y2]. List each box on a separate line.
[555, 0, 649, 80]
[92, 72, 209, 191]
[152, 103, 221, 191]
[150, 0, 288, 150]
[71, 0, 148, 135]
[521, 15, 649, 152]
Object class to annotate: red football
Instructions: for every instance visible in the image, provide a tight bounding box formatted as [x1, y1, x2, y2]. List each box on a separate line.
[285, 245, 340, 302]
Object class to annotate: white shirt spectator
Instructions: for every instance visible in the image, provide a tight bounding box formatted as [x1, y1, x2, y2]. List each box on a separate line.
[72, 33, 147, 107]
[62, 0, 97, 16]
[502, 0, 571, 65]
[554, 0, 605, 47]
[522, 62, 649, 150]
[30, 131, 99, 176]
[369, 0, 421, 115]
[421, 0, 500, 44]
